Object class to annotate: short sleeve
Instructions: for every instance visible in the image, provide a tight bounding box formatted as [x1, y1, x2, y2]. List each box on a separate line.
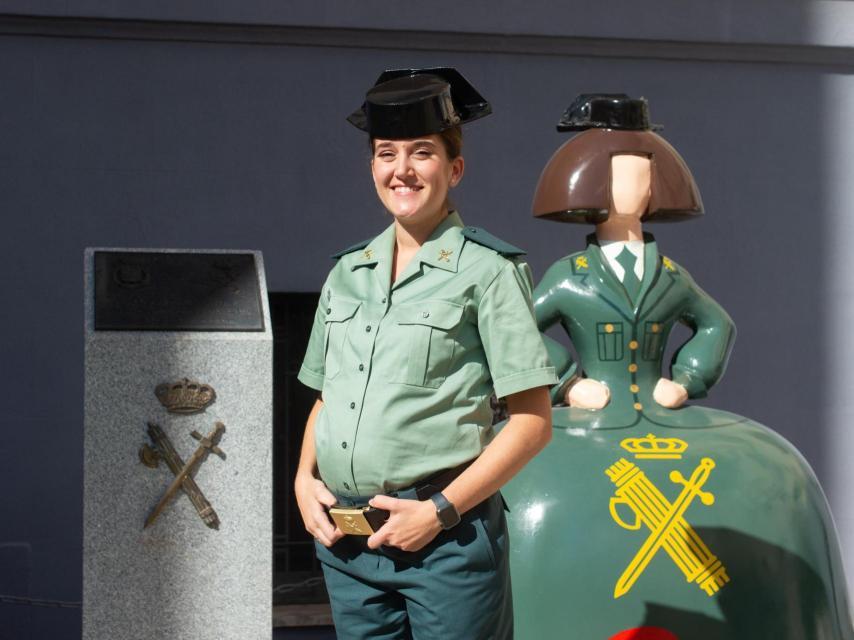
[297, 279, 330, 392]
[478, 260, 557, 398]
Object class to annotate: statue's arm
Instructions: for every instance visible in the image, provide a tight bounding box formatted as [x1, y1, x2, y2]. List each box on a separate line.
[533, 261, 579, 404]
[670, 272, 736, 399]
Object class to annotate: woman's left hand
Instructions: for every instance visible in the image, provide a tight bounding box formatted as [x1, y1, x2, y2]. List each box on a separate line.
[653, 378, 689, 408]
[366, 495, 442, 552]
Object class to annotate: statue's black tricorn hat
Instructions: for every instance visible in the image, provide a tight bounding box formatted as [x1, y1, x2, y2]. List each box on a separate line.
[556, 93, 663, 132]
[347, 67, 492, 139]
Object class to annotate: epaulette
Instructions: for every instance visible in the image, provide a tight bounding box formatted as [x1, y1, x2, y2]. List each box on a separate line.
[461, 226, 526, 257]
[330, 238, 372, 260]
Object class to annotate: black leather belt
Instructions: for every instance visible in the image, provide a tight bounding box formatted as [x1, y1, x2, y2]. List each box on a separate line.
[328, 459, 474, 536]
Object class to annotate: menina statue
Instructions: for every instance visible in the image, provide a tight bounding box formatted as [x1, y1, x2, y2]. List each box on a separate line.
[502, 94, 854, 639]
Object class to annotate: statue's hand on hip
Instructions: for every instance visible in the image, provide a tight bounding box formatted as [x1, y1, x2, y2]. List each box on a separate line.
[653, 378, 688, 409]
[566, 378, 611, 409]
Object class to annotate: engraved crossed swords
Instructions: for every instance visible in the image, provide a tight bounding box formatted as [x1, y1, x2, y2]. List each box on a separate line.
[606, 457, 730, 598]
[139, 421, 226, 529]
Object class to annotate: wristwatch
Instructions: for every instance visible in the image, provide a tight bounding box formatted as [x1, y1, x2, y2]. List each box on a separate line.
[430, 492, 461, 530]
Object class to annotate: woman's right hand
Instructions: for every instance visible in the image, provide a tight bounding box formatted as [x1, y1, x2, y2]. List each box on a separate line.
[565, 378, 611, 409]
[294, 472, 343, 547]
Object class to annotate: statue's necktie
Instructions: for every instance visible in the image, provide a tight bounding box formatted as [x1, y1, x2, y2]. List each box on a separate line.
[616, 246, 642, 303]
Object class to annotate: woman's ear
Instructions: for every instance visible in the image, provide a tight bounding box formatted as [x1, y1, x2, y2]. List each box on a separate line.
[449, 156, 465, 187]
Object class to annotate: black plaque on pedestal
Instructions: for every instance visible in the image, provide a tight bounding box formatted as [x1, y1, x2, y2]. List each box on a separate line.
[93, 251, 265, 331]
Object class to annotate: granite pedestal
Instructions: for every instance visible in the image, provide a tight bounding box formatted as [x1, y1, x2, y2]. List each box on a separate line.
[83, 248, 273, 640]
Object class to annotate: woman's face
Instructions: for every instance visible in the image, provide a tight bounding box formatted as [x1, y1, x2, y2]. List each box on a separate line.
[371, 134, 464, 227]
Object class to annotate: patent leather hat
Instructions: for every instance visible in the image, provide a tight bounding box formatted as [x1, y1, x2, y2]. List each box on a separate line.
[347, 67, 492, 138]
[556, 93, 662, 132]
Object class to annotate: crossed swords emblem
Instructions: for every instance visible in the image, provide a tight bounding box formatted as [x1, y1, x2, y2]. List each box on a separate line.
[139, 421, 226, 530]
[606, 447, 730, 598]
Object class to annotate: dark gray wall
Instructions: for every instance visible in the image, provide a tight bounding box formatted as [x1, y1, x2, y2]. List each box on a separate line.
[0, 4, 851, 638]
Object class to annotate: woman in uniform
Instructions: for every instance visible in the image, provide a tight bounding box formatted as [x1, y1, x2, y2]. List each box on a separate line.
[294, 67, 556, 640]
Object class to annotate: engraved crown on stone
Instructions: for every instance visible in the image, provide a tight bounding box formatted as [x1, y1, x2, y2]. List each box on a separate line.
[155, 378, 216, 414]
[620, 433, 688, 459]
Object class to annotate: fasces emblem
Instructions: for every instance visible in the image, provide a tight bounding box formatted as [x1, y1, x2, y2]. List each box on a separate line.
[140, 421, 226, 530]
[605, 434, 729, 598]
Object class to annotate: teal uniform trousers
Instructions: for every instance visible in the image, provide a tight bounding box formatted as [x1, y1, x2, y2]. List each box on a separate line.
[315, 492, 511, 640]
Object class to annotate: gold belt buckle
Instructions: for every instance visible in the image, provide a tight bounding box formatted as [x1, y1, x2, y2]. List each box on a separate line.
[329, 506, 375, 535]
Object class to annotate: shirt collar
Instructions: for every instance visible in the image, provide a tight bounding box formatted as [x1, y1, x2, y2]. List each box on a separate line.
[350, 210, 464, 274]
[599, 239, 645, 262]
[416, 210, 464, 273]
[351, 223, 394, 270]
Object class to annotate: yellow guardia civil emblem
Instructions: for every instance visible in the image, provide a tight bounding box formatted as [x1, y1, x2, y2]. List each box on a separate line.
[605, 433, 730, 599]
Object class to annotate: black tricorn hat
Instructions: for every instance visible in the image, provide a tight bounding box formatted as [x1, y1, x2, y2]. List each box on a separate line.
[347, 67, 492, 139]
[556, 93, 662, 132]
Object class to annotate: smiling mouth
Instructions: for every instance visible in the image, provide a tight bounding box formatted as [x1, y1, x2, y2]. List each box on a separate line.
[392, 186, 422, 194]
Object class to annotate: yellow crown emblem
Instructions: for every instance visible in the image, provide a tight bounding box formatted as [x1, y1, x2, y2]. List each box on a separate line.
[155, 378, 216, 414]
[620, 433, 688, 459]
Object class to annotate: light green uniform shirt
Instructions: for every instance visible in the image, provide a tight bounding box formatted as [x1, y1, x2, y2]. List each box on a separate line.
[298, 211, 556, 497]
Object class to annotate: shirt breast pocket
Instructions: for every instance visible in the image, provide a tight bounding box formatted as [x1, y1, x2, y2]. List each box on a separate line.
[323, 297, 360, 380]
[390, 300, 464, 388]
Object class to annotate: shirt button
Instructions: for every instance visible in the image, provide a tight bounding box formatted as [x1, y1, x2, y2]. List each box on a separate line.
[381, 297, 387, 303]
[422, 311, 430, 318]
[633, 402, 643, 411]
[350, 402, 356, 409]
[628, 364, 638, 373]
[358, 364, 365, 372]
[343, 482, 350, 490]
[366, 325, 372, 332]
[341, 441, 348, 449]
[630, 384, 640, 393]
[628, 340, 639, 350]
[326, 308, 331, 315]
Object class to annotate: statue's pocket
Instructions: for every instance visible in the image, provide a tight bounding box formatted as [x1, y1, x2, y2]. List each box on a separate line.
[323, 297, 360, 380]
[389, 300, 464, 388]
[596, 322, 624, 361]
[642, 321, 664, 361]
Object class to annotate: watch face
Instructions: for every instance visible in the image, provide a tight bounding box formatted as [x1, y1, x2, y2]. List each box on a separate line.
[432, 492, 461, 529]
[439, 507, 461, 529]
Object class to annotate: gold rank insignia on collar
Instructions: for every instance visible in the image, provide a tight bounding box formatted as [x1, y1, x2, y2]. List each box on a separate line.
[573, 255, 589, 274]
[662, 256, 676, 272]
[363, 248, 374, 260]
[438, 249, 453, 262]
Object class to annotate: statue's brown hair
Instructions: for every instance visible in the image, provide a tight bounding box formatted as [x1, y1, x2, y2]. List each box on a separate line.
[532, 129, 703, 224]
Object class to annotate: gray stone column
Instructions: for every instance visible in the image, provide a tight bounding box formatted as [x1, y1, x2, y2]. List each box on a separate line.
[83, 249, 272, 640]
